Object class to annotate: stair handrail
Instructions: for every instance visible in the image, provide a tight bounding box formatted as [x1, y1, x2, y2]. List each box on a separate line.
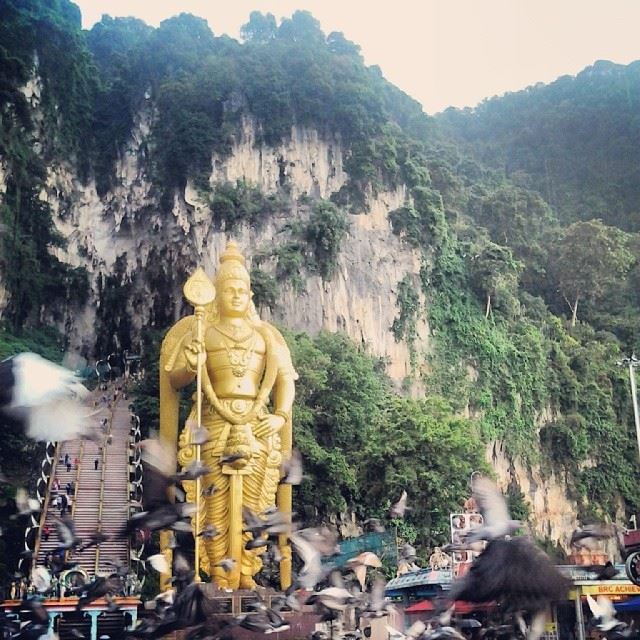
[128, 410, 145, 589]
[64, 439, 84, 567]
[95, 391, 116, 574]
[30, 441, 60, 569]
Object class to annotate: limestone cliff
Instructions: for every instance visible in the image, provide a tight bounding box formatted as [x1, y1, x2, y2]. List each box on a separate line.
[38, 116, 428, 387]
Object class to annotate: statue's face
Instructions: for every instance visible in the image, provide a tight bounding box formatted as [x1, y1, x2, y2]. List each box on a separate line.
[219, 278, 251, 317]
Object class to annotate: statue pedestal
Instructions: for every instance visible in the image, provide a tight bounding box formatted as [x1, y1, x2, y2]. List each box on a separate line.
[168, 585, 320, 640]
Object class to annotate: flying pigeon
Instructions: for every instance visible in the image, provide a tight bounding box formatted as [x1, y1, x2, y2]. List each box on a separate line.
[0, 352, 90, 441]
[586, 594, 635, 639]
[462, 476, 521, 543]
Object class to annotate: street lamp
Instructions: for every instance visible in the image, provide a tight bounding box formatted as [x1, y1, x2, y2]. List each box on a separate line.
[617, 354, 640, 459]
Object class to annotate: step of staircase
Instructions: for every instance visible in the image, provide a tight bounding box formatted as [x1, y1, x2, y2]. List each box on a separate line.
[36, 382, 132, 579]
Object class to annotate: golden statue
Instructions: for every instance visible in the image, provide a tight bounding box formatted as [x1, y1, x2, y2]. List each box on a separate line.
[159, 241, 297, 590]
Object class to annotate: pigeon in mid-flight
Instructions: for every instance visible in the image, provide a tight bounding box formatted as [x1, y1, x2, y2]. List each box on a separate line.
[462, 476, 522, 543]
[0, 352, 90, 442]
[448, 478, 570, 640]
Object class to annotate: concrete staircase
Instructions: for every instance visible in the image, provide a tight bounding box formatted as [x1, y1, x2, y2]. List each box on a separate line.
[36, 384, 131, 577]
[96, 397, 130, 573]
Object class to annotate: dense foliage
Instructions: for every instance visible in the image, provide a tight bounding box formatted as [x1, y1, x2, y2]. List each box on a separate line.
[438, 60, 640, 232]
[0, 0, 90, 329]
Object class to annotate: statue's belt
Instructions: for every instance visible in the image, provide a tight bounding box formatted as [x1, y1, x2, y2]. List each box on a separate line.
[190, 400, 274, 458]
[206, 397, 261, 415]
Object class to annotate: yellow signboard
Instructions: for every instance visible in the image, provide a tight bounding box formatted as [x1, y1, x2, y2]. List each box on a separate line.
[581, 584, 640, 595]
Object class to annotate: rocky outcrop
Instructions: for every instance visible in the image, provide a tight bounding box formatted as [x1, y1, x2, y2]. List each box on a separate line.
[489, 441, 625, 560]
[31, 115, 427, 383]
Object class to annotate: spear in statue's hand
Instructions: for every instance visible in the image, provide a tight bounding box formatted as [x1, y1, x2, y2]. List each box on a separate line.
[183, 267, 215, 583]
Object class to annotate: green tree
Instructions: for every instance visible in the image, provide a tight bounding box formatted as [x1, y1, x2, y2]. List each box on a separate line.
[361, 396, 487, 546]
[550, 220, 634, 326]
[240, 11, 277, 43]
[304, 200, 350, 279]
[468, 240, 522, 317]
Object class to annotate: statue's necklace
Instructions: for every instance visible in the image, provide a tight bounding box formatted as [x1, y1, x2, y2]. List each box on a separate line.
[214, 323, 253, 343]
[214, 325, 256, 377]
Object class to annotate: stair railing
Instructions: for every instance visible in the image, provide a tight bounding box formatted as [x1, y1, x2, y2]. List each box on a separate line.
[27, 441, 59, 573]
[94, 394, 116, 574]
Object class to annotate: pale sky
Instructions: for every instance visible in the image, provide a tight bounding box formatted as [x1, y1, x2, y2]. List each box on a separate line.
[74, 0, 640, 114]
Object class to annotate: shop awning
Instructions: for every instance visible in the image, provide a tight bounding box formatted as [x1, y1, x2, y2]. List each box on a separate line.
[405, 601, 494, 614]
[405, 600, 435, 613]
[614, 596, 640, 611]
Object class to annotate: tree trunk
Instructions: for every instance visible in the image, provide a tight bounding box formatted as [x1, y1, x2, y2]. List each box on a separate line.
[485, 294, 492, 318]
[571, 295, 579, 327]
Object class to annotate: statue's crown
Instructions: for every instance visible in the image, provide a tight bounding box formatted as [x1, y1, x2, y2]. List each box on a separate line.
[216, 241, 250, 286]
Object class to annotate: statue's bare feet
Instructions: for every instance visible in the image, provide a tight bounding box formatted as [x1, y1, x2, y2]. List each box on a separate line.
[239, 574, 257, 590]
[213, 574, 230, 590]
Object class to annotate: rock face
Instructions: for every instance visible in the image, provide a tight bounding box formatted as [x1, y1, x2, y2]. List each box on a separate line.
[489, 441, 625, 561]
[34, 116, 428, 385]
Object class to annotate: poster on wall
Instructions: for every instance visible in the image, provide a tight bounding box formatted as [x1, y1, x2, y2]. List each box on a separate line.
[450, 511, 484, 577]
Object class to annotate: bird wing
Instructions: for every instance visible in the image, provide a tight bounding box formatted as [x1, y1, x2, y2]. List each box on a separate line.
[147, 553, 171, 573]
[390, 490, 408, 518]
[472, 477, 510, 527]
[10, 353, 87, 407]
[595, 595, 617, 624]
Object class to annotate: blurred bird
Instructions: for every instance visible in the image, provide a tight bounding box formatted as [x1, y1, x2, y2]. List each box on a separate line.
[462, 477, 521, 543]
[215, 558, 236, 572]
[390, 490, 408, 519]
[364, 518, 386, 533]
[399, 543, 417, 561]
[13, 487, 40, 518]
[0, 352, 90, 441]
[118, 439, 196, 538]
[78, 531, 109, 552]
[586, 594, 635, 639]
[31, 566, 52, 593]
[448, 536, 569, 640]
[189, 426, 210, 445]
[346, 552, 382, 590]
[171, 460, 210, 482]
[148, 554, 170, 574]
[12, 599, 49, 639]
[197, 524, 218, 540]
[202, 484, 217, 497]
[306, 586, 357, 611]
[586, 561, 619, 581]
[571, 524, 626, 556]
[54, 516, 82, 551]
[74, 575, 123, 610]
[290, 526, 339, 590]
[361, 578, 395, 618]
[280, 449, 304, 485]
